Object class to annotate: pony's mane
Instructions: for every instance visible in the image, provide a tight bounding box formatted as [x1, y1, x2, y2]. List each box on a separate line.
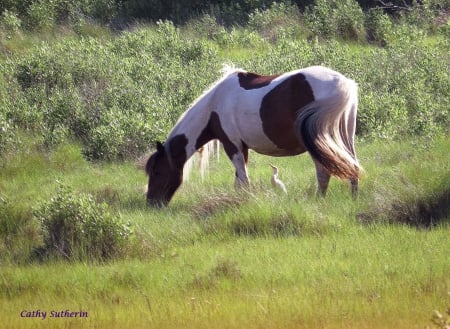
[172, 64, 244, 128]
[183, 139, 220, 182]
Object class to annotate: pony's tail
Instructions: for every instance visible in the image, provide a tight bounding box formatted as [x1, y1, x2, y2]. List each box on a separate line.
[295, 77, 361, 180]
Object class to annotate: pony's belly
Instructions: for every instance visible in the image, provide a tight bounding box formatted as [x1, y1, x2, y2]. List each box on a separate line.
[246, 139, 306, 157]
[237, 115, 306, 156]
[253, 147, 305, 156]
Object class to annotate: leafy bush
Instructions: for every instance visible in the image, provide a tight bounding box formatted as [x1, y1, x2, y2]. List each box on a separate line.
[0, 70, 22, 155]
[439, 18, 450, 37]
[26, 0, 55, 30]
[248, 1, 303, 42]
[305, 0, 365, 40]
[123, 0, 291, 25]
[11, 22, 220, 160]
[0, 113, 17, 155]
[365, 8, 393, 46]
[34, 184, 131, 261]
[0, 9, 21, 32]
[402, 0, 437, 31]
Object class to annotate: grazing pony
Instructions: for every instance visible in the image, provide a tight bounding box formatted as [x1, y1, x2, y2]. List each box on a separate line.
[146, 66, 361, 206]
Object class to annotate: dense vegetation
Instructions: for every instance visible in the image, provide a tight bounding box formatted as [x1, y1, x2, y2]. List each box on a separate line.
[1, 1, 448, 161]
[0, 1, 449, 328]
[2, 0, 449, 26]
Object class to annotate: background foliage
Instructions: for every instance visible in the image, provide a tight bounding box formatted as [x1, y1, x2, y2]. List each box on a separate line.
[1, 0, 448, 160]
[1, 0, 449, 26]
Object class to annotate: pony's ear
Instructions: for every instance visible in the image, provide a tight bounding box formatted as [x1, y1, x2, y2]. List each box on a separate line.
[156, 141, 165, 154]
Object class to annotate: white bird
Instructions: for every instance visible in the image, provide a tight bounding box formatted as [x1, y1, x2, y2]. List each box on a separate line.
[270, 164, 287, 194]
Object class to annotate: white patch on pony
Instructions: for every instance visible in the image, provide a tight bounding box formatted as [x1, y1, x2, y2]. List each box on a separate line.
[300, 66, 347, 100]
[169, 66, 242, 160]
[231, 151, 249, 186]
[213, 71, 293, 156]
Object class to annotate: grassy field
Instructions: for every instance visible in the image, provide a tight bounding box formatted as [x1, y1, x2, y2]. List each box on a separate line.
[1, 3, 449, 327]
[1, 135, 449, 329]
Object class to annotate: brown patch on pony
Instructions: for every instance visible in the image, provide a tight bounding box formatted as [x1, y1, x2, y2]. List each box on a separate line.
[238, 72, 280, 90]
[196, 112, 239, 159]
[145, 141, 164, 176]
[145, 135, 188, 174]
[259, 73, 314, 153]
[145, 135, 188, 206]
[168, 134, 189, 169]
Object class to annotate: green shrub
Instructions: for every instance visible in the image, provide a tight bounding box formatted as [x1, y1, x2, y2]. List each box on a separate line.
[365, 8, 392, 46]
[42, 87, 85, 148]
[213, 27, 266, 48]
[402, 0, 436, 31]
[186, 14, 223, 40]
[248, 1, 302, 42]
[305, 0, 365, 40]
[34, 183, 131, 261]
[439, 18, 450, 37]
[0, 114, 18, 155]
[26, 0, 55, 30]
[334, 0, 365, 40]
[83, 118, 125, 161]
[12, 24, 220, 160]
[0, 9, 22, 32]
[384, 21, 426, 47]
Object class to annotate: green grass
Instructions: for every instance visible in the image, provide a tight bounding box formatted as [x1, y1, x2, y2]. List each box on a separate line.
[1, 230, 449, 328]
[1, 136, 449, 328]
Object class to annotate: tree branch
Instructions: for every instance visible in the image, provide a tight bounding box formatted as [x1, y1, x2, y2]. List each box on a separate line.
[376, 0, 414, 12]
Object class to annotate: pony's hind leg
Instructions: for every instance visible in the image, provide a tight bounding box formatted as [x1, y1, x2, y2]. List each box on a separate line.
[350, 177, 358, 198]
[314, 161, 331, 197]
[348, 100, 359, 198]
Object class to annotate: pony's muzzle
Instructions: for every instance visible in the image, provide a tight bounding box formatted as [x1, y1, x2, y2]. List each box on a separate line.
[146, 198, 169, 208]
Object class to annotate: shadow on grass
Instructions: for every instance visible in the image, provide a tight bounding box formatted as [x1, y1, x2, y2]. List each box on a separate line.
[358, 186, 450, 228]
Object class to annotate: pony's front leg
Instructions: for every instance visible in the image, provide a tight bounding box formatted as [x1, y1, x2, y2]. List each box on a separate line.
[232, 152, 249, 188]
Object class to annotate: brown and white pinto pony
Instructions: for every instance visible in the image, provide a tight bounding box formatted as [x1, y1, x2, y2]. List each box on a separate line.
[146, 66, 361, 206]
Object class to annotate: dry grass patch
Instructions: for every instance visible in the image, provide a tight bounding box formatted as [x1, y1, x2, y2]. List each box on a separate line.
[358, 184, 450, 228]
[191, 191, 247, 220]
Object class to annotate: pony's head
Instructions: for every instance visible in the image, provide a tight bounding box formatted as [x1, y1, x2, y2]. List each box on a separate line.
[145, 140, 186, 207]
